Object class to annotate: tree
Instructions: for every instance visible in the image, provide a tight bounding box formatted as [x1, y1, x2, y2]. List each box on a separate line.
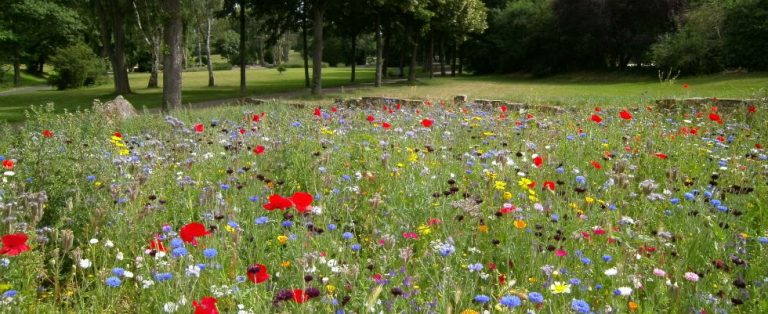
[188, 0, 223, 87]
[92, 0, 133, 94]
[163, 0, 184, 111]
[0, 0, 83, 86]
[723, 0, 768, 71]
[132, 0, 164, 88]
[220, 0, 249, 95]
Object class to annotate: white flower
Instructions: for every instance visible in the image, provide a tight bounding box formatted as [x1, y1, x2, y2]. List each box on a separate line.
[89, 238, 99, 244]
[78, 259, 92, 269]
[604, 267, 618, 276]
[186, 265, 201, 277]
[163, 302, 178, 313]
[3, 171, 15, 177]
[142, 280, 155, 289]
[123, 271, 134, 279]
[104, 240, 114, 248]
[616, 287, 633, 296]
[116, 251, 124, 261]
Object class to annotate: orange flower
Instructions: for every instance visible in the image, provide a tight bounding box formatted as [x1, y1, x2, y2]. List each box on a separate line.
[478, 225, 489, 233]
[628, 301, 639, 311]
[513, 220, 527, 229]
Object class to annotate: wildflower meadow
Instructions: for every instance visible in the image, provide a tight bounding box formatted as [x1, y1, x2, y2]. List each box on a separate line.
[0, 99, 767, 314]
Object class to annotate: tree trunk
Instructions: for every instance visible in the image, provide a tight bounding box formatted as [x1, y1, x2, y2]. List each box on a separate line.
[311, 4, 324, 95]
[428, 34, 434, 78]
[451, 41, 456, 77]
[440, 40, 446, 77]
[148, 37, 160, 88]
[12, 50, 21, 87]
[382, 31, 390, 78]
[350, 34, 356, 82]
[112, 10, 131, 94]
[239, 0, 246, 95]
[408, 42, 418, 84]
[302, 4, 310, 88]
[374, 15, 383, 87]
[398, 53, 404, 78]
[206, 18, 215, 87]
[257, 37, 266, 67]
[162, 0, 183, 112]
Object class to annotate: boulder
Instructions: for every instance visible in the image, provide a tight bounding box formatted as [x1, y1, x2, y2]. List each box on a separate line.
[96, 95, 138, 122]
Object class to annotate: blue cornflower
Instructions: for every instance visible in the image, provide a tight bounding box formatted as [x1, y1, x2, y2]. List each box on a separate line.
[342, 232, 354, 240]
[249, 196, 259, 202]
[528, 292, 544, 304]
[327, 224, 337, 231]
[571, 299, 591, 313]
[575, 176, 586, 185]
[203, 248, 217, 259]
[282, 221, 294, 228]
[351, 244, 362, 251]
[580, 257, 592, 265]
[602, 255, 612, 262]
[255, 216, 269, 225]
[172, 247, 188, 258]
[570, 278, 581, 285]
[670, 198, 680, 205]
[236, 276, 247, 283]
[468, 263, 483, 272]
[2, 290, 18, 298]
[710, 199, 722, 207]
[154, 272, 173, 282]
[473, 294, 491, 303]
[86, 175, 96, 182]
[170, 238, 184, 248]
[556, 167, 565, 174]
[105, 276, 122, 287]
[220, 184, 230, 190]
[499, 295, 522, 308]
[551, 214, 560, 222]
[438, 244, 455, 257]
[112, 268, 125, 277]
[684, 192, 695, 200]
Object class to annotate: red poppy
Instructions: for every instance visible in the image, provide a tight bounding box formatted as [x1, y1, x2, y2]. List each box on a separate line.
[252, 114, 260, 122]
[543, 181, 556, 191]
[292, 289, 309, 303]
[594, 106, 601, 112]
[194, 123, 205, 133]
[247, 263, 270, 284]
[619, 110, 632, 120]
[500, 105, 507, 112]
[179, 222, 210, 245]
[709, 113, 723, 124]
[654, 152, 668, 160]
[682, 83, 689, 89]
[148, 238, 167, 252]
[748, 105, 756, 113]
[716, 136, 726, 142]
[532, 154, 543, 168]
[366, 115, 375, 122]
[756, 143, 763, 149]
[113, 132, 122, 138]
[2, 160, 14, 170]
[382, 122, 391, 129]
[1, 233, 30, 256]
[526, 113, 535, 120]
[313, 107, 321, 116]
[239, 128, 247, 135]
[331, 107, 338, 113]
[192, 296, 219, 314]
[253, 145, 265, 155]
[590, 114, 603, 123]
[421, 119, 433, 127]
[263, 194, 292, 210]
[590, 161, 602, 169]
[42, 130, 54, 138]
[396, 104, 401, 110]
[289, 192, 313, 213]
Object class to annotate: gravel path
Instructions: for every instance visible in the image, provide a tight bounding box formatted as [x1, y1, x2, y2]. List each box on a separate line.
[0, 85, 53, 96]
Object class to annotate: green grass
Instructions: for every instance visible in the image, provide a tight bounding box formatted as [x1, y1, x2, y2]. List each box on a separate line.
[0, 70, 48, 91]
[0, 67, 373, 123]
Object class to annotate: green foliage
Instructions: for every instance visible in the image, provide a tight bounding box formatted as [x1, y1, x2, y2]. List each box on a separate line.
[651, 2, 726, 75]
[46, 42, 106, 90]
[722, 0, 768, 71]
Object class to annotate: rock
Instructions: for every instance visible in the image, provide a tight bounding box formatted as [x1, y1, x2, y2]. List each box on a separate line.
[241, 97, 266, 105]
[453, 95, 467, 105]
[95, 95, 138, 122]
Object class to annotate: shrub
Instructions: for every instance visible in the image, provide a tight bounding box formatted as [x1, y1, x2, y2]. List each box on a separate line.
[722, 0, 768, 71]
[47, 42, 105, 90]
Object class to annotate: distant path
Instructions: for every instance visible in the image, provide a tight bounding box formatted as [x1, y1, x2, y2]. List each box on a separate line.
[148, 78, 408, 113]
[0, 85, 53, 96]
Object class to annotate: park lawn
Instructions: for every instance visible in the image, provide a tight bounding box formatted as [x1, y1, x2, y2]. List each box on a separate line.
[0, 70, 47, 91]
[317, 71, 768, 107]
[0, 66, 374, 123]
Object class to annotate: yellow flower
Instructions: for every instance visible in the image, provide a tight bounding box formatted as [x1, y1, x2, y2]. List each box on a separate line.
[280, 260, 291, 267]
[513, 220, 527, 229]
[224, 225, 236, 233]
[494, 181, 507, 190]
[326, 285, 336, 293]
[503, 191, 513, 200]
[528, 277, 538, 283]
[460, 310, 479, 314]
[94, 181, 102, 187]
[549, 281, 572, 294]
[409, 152, 419, 163]
[417, 224, 432, 235]
[118, 149, 130, 156]
[517, 178, 533, 189]
[277, 235, 288, 245]
[478, 225, 489, 233]
[585, 196, 595, 204]
[483, 131, 495, 137]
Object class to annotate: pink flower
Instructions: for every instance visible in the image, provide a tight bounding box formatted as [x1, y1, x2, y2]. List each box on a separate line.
[653, 268, 666, 277]
[555, 249, 568, 257]
[683, 272, 699, 282]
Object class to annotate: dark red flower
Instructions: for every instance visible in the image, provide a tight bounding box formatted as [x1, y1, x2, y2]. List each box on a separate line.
[1, 233, 30, 256]
[289, 192, 314, 213]
[421, 119, 433, 127]
[194, 123, 205, 133]
[709, 113, 723, 124]
[590, 114, 603, 123]
[179, 222, 210, 245]
[247, 264, 270, 284]
[192, 296, 219, 314]
[148, 238, 167, 252]
[42, 130, 54, 138]
[748, 105, 756, 113]
[500, 105, 507, 112]
[2, 160, 14, 170]
[263, 194, 292, 210]
[682, 83, 689, 89]
[619, 110, 632, 120]
[253, 145, 265, 155]
[367, 115, 375, 122]
[594, 106, 601, 112]
[532, 154, 543, 168]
